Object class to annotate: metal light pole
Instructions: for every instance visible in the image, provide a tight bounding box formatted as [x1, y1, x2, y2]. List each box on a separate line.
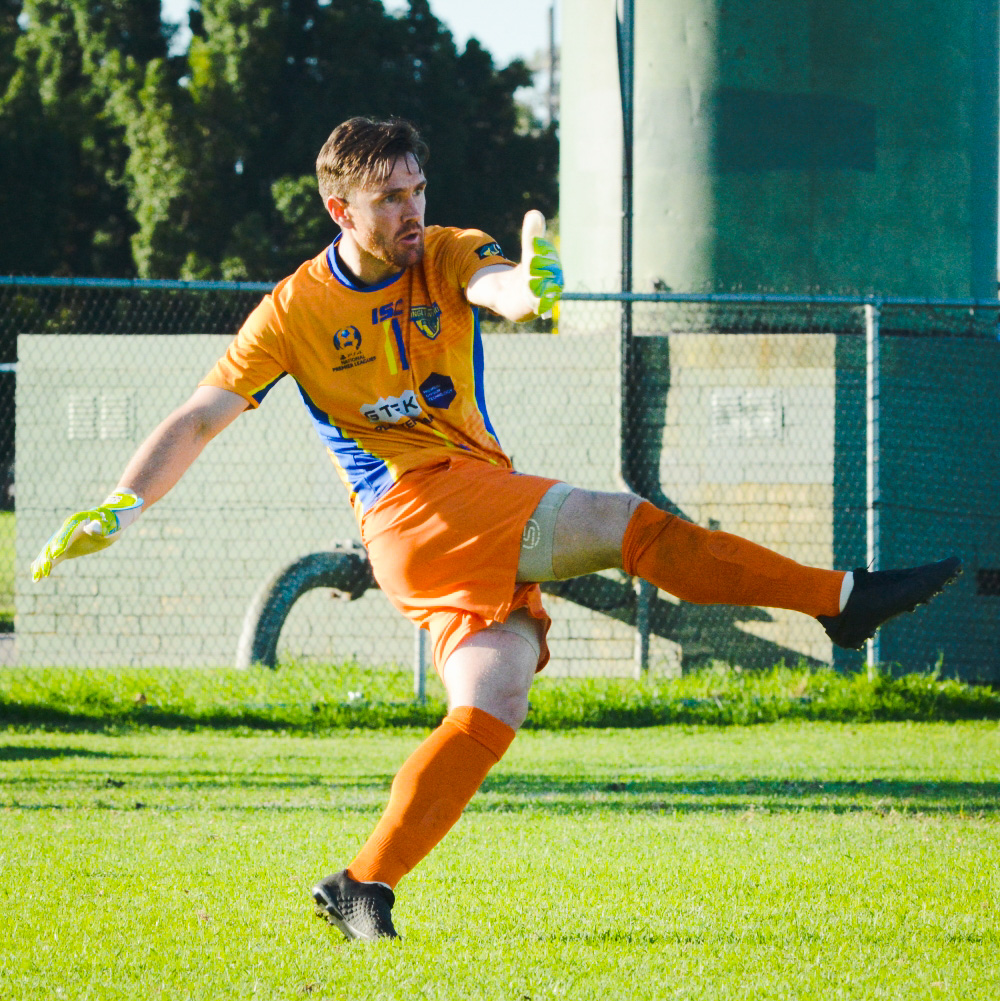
[616, 0, 651, 676]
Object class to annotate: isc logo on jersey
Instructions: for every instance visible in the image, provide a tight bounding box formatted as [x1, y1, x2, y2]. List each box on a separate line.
[360, 391, 424, 426]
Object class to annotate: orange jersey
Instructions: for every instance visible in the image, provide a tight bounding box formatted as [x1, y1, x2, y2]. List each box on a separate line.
[201, 226, 514, 519]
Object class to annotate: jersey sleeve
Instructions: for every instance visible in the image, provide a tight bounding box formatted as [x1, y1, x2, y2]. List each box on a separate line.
[437, 228, 515, 291]
[200, 295, 288, 408]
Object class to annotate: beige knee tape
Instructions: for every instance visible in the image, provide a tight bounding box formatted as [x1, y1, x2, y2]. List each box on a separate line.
[516, 482, 573, 582]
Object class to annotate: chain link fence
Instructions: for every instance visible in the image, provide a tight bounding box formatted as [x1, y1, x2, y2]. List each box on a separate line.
[1, 278, 997, 682]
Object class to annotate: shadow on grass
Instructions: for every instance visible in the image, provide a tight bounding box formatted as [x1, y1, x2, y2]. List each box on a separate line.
[0, 771, 394, 791]
[3, 768, 997, 816]
[477, 774, 1000, 816]
[5, 689, 1000, 734]
[0, 745, 136, 761]
[0, 701, 446, 733]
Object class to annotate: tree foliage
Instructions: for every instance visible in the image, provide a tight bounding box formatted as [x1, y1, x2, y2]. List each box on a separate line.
[0, 0, 557, 278]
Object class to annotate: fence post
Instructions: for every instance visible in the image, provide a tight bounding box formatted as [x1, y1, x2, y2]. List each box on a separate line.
[864, 301, 882, 673]
[617, 0, 648, 675]
[414, 625, 427, 703]
[634, 579, 653, 679]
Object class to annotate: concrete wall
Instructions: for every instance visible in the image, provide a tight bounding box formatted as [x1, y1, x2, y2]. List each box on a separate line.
[643, 332, 837, 665]
[833, 326, 1000, 680]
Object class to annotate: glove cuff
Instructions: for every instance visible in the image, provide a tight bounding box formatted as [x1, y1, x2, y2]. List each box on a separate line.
[98, 491, 144, 534]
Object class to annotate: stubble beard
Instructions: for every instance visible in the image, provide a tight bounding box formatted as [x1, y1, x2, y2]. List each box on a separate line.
[368, 225, 424, 273]
[389, 233, 425, 272]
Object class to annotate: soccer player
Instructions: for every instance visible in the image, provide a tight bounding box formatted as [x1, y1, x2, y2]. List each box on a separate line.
[32, 117, 961, 942]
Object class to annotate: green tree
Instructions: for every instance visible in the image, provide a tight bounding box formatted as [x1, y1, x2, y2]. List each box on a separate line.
[0, 67, 72, 276]
[138, 0, 557, 278]
[2, 0, 557, 279]
[378, 1, 559, 256]
[0, 0, 170, 275]
[108, 54, 199, 278]
[0, 0, 22, 95]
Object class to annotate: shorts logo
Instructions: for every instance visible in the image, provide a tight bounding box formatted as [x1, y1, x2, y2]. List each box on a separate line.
[521, 518, 541, 549]
[419, 373, 457, 410]
[360, 391, 423, 424]
[410, 303, 442, 340]
[475, 241, 503, 259]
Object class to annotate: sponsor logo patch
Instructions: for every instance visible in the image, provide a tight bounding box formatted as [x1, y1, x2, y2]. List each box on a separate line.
[330, 326, 376, 372]
[410, 303, 442, 340]
[419, 373, 457, 409]
[360, 391, 423, 425]
[475, 241, 503, 259]
[333, 326, 362, 351]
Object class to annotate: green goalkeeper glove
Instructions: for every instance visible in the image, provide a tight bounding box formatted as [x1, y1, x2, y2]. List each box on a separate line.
[521, 210, 564, 315]
[31, 490, 144, 582]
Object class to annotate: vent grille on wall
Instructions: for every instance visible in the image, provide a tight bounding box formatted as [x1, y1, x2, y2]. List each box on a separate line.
[67, 393, 135, 441]
[711, 387, 784, 442]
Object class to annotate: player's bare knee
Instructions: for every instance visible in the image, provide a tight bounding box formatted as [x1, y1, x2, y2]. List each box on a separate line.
[462, 665, 532, 730]
[443, 617, 539, 729]
[492, 635, 538, 728]
[547, 489, 638, 579]
[500, 689, 531, 730]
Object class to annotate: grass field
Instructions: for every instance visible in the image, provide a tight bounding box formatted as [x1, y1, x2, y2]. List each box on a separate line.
[2, 719, 998, 999]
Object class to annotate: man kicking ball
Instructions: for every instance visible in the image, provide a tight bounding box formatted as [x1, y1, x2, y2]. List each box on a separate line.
[32, 117, 961, 942]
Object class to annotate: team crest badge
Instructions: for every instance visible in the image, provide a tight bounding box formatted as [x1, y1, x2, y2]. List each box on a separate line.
[410, 303, 442, 340]
[476, 241, 503, 259]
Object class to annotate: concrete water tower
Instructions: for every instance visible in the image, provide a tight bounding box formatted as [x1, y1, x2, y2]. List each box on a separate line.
[560, 0, 999, 297]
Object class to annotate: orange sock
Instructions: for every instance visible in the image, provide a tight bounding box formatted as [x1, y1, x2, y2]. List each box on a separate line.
[347, 706, 515, 890]
[622, 500, 844, 618]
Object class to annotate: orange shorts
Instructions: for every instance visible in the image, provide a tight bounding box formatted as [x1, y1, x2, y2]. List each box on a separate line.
[359, 456, 560, 675]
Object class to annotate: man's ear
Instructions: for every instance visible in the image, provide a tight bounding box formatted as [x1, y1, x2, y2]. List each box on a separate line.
[327, 194, 352, 228]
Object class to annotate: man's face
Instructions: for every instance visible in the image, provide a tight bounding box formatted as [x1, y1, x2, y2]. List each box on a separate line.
[338, 154, 427, 275]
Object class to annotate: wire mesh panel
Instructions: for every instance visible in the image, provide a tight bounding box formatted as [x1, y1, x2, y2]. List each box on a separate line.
[559, 294, 999, 680]
[862, 303, 1000, 679]
[2, 280, 998, 680]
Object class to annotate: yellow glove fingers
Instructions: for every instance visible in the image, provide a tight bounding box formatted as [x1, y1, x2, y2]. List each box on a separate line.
[31, 510, 100, 581]
[31, 491, 143, 582]
[518, 210, 564, 314]
[529, 247, 564, 315]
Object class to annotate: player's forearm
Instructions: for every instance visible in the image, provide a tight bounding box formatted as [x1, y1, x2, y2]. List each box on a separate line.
[32, 387, 246, 580]
[115, 407, 219, 507]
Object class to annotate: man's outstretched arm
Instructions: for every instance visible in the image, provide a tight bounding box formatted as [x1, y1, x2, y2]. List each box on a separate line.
[32, 386, 248, 580]
[466, 210, 564, 322]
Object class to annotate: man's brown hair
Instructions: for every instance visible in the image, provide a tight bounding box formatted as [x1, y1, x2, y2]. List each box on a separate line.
[316, 117, 429, 201]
